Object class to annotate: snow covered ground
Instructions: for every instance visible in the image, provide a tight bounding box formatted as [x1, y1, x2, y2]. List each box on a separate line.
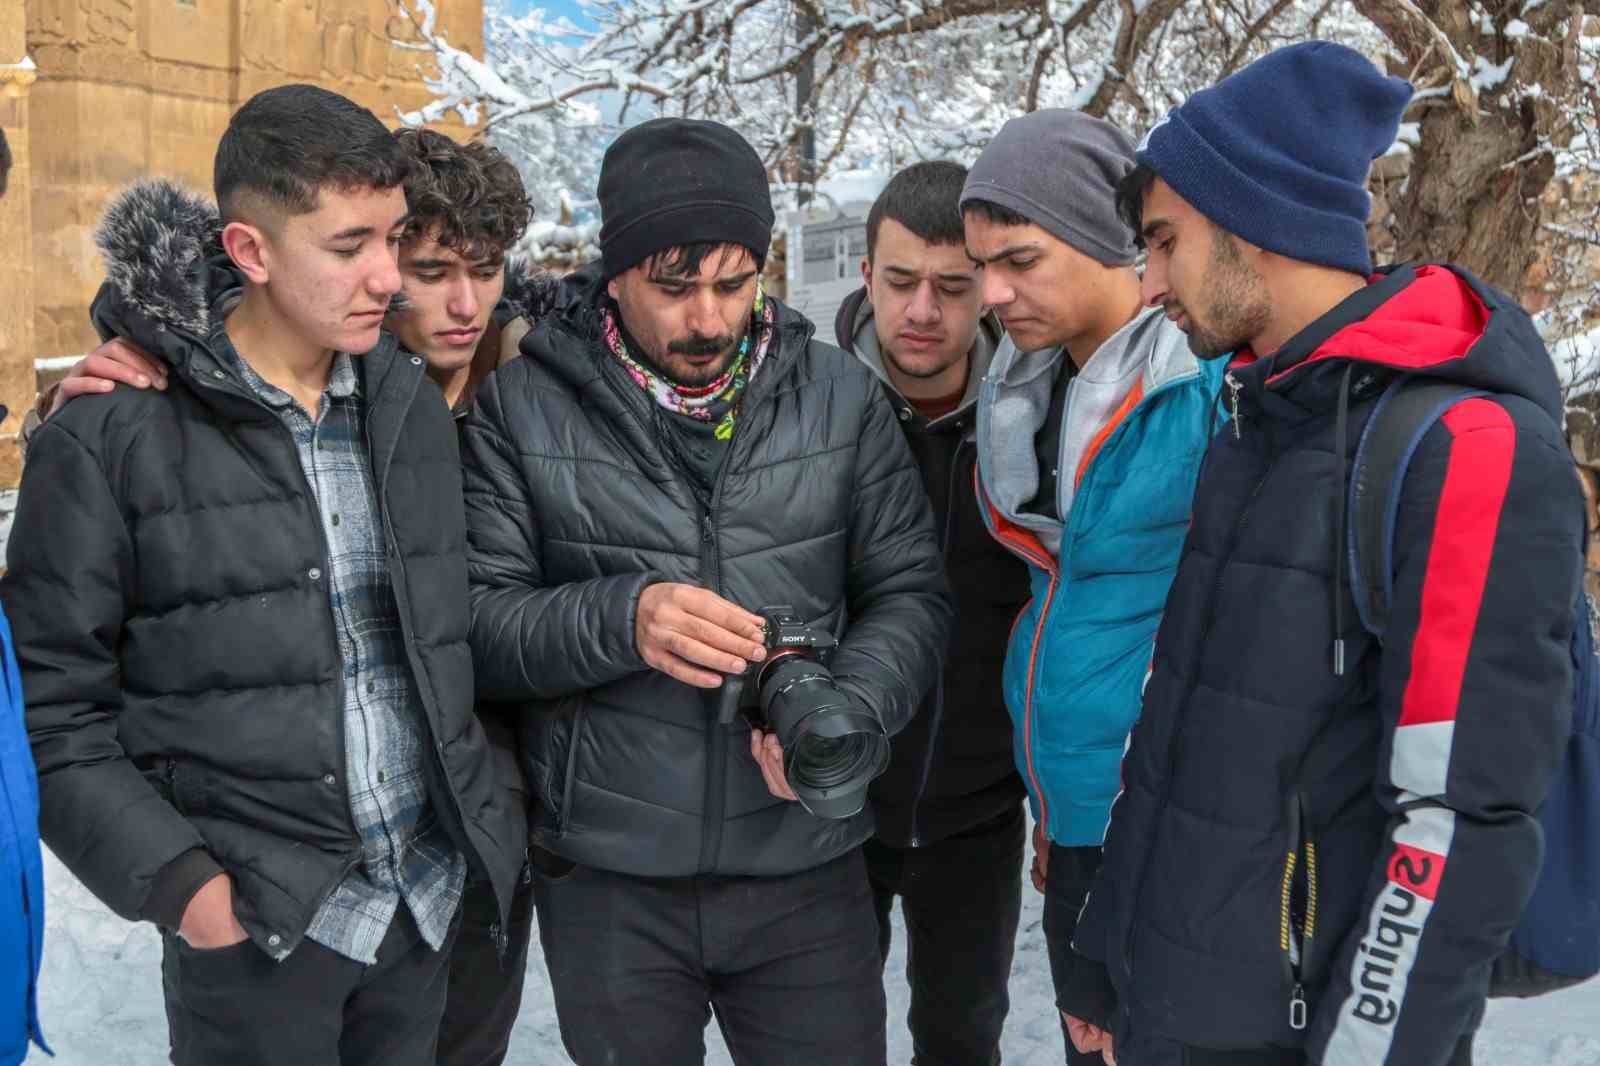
[33, 843, 1600, 1066]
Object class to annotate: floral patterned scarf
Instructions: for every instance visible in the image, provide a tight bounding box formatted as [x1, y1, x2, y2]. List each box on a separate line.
[602, 285, 775, 441]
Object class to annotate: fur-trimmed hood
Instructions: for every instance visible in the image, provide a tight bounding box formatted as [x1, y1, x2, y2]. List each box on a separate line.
[93, 178, 230, 342]
[495, 255, 562, 329]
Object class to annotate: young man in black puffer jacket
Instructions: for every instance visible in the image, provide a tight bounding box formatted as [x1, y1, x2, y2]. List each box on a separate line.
[1061, 42, 1584, 1066]
[834, 160, 1031, 1066]
[462, 117, 951, 1066]
[1, 86, 525, 1066]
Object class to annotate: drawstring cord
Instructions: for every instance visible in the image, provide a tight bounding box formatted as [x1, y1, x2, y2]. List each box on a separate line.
[1332, 362, 1354, 677]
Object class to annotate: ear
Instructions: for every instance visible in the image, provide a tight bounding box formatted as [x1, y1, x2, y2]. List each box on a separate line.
[859, 256, 872, 293]
[221, 221, 272, 286]
[606, 274, 622, 302]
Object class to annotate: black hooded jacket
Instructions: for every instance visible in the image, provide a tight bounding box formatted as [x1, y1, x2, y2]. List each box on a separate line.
[1069, 265, 1584, 1065]
[0, 180, 528, 954]
[461, 264, 952, 878]
[834, 287, 1028, 847]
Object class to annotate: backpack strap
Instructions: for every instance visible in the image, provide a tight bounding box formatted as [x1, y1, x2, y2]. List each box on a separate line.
[1348, 377, 1488, 639]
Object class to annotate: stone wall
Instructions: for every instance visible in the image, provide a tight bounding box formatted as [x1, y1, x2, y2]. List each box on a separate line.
[0, 0, 482, 486]
[2, 3, 38, 487]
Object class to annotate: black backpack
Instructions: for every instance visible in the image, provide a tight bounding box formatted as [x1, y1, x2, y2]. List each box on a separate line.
[1348, 375, 1600, 996]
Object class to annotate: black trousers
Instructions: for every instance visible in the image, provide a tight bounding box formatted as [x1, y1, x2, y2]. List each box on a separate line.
[437, 866, 537, 1066]
[1041, 843, 1114, 1066]
[160, 906, 458, 1066]
[864, 804, 1025, 1066]
[533, 846, 888, 1066]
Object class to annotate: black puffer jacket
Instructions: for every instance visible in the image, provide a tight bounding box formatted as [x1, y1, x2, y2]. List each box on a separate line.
[1071, 265, 1583, 1065]
[834, 287, 1028, 848]
[1, 180, 527, 954]
[462, 265, 952, 877]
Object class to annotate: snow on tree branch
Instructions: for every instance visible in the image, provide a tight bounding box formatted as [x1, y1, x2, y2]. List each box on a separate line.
[392, 0, 1600, 372]
[395, 0, 1339, 198]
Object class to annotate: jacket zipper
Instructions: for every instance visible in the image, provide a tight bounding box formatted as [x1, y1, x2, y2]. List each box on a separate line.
[367, 365, 491, 899]
[1280, 792, 1308, 1030]
[190, 366, 365, 944]
[977, 471, 1060, 835]
[690, 352, 781, 872]
[696, 506, 728, 872]
[589, 358, 734, 872]
[906, 435, 968, 847]
[1226, 371, 1244, 439]
[1279, 791, 1318, 1030]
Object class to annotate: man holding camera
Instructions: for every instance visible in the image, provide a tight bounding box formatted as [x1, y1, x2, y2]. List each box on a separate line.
[460, 118, 951, 1066]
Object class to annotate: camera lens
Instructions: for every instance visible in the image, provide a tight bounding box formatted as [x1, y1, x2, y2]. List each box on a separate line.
[757, 656, 889, 819]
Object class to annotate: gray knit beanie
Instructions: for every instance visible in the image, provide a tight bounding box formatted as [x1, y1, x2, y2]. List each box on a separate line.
[961, 110, 1138, 266]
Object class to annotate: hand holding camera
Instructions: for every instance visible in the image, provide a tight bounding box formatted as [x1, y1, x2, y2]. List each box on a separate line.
[713, 606, 890, 820]
[636, 583, 767, 688]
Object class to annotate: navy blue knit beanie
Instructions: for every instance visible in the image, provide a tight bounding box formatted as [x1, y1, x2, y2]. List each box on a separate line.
[1138, 41, 1412, 276]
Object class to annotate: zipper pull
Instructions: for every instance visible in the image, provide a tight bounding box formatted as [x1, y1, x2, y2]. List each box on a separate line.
[1289, 983, 1308, 1031]
[1225, 372, 1244, 440]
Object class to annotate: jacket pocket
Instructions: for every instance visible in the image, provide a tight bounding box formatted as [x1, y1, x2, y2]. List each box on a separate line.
[1278, 791, 1318, 1031]
[165, 759, 206, 816]
[554, 705, 589, 836]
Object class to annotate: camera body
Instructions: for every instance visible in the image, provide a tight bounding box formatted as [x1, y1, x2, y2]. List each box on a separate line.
[714, 605, 889, 820]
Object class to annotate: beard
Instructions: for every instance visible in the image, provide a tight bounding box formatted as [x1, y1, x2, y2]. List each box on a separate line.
[1182, 229, 1271, 360]
[641, 323, 749, 389]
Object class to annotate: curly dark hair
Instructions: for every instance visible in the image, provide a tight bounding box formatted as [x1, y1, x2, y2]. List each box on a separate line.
[395, 128, 533, 261]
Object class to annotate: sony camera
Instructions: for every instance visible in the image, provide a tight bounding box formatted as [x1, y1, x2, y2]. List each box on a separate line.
[714, 605, 890, 820]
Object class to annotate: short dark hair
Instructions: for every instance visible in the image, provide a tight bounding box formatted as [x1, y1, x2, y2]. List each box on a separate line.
[214, 84, 410, 225]
[643, 241, 763, 280]
[959, 197, 1033, 229]
[0, 129, 11, 200]
[866, 160, 968, 259]
[1115, 163, 1159, 244]
[394, 128, 532, 262]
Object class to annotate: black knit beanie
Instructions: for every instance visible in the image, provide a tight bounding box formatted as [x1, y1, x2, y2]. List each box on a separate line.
[598, 118, 775, 279]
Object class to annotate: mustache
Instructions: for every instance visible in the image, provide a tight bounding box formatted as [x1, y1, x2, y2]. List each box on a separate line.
[668, 334, 735, 356]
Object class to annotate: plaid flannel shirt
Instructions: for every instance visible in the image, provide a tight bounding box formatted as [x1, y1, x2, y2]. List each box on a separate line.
[212, 326, 466, 964]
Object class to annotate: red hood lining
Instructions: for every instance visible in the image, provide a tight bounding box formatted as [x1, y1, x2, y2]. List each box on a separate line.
[1229, 266, 1490, 384]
